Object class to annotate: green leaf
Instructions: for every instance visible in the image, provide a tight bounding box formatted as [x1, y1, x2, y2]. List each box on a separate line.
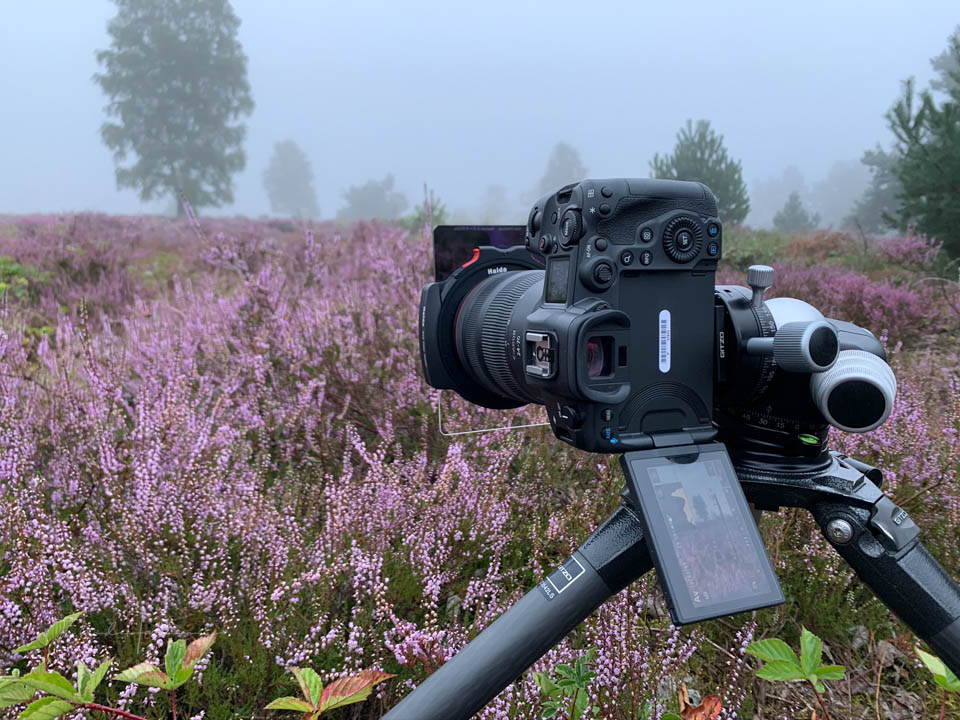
[542, 702, 559, 719]
[814, 665, 846, 681]
[0, 681, 34, 709]
[113, 662, 169, 689]
[299, 668, 323, 708]
[17, 670, 81, 703]
[532, 672, 560, 699]
[87, 657, 112, 697]
[745, 638, 800, 666]
[661, 715, 683, 720]
[264, 696, 315, 712]
[800, 628, 822, 675]
[165, 639, 186, 680]
[289, 668, 314, 707]
[16, 697, 74, 720]
[15, 613, 83, 654]
[916, 647, 948, 678]
[172, 665, 194, 688]
[756, 660, 807, 683]
[76, 662, 91, 701]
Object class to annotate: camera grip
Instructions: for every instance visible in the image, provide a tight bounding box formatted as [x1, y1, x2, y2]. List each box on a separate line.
[812, 501, 960, 674]
[383, 506, 652, 720]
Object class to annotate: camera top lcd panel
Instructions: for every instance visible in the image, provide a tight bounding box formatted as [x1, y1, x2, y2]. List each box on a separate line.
[418, 178, 723, 454]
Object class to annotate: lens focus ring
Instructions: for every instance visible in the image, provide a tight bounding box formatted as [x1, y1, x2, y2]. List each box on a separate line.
[457, 271, 542, 403]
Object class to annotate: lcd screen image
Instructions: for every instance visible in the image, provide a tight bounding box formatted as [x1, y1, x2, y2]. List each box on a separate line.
[646, 458, 776, 609]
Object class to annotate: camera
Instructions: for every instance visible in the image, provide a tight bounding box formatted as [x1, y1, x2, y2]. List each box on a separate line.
[419, 178, 896, 457]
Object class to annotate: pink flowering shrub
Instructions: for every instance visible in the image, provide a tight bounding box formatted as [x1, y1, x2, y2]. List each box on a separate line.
[0, 215, 956, 719]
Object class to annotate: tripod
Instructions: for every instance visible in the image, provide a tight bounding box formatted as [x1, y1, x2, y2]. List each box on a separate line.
[383, 450, 960, 720]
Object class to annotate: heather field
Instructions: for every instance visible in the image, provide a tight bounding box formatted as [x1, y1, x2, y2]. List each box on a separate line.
[0, 214, 958, 720]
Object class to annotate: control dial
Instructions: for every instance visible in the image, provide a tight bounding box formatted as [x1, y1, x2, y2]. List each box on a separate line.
[662, 216, 703, 263]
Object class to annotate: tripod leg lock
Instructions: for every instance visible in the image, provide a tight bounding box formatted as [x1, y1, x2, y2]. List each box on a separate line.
[868, 496, 919, 552]
[812, 498, 960, 674]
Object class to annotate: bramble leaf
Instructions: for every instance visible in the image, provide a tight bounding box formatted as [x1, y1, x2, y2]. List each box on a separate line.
[289, 668, 314, 707]
[532, 672, 560, 698]
[680, 694, 722, 720]
[16, 696, 74, 720]
[814, 665, 846, 681]
[165, 639, 186, 680]
[916, 647, 960, 693]
[15, 613, 83, 654]
[756, 660, 806, 683]
[76, 662, 91, 701]
[745, 638, 800, 666]
[17, 670, 82, 703]
[0, 679, 34, 709]
[264, 696, 315, 712]
[183, 631, 216, 669]
[113, 662, 169, 688]
[317, 670, 395, 712]
[800, 628, 822, 675]
[87, 657, 112, 698]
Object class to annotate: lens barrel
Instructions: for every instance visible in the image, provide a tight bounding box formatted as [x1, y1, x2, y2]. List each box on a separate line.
[456, 270, 543, 405]
[810, 350, 896, 433]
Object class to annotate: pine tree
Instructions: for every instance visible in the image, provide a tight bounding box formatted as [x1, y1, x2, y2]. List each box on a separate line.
[773, 191, 820, 234]
[887, 34, 960, 257]
[845, 147, 901, 234]
[538, 142, 588, 195]
[337, 174, 408, 221]
[651, 119, 750, 224]
[263, 140, 320, 218]
[94, 0, 254, 213]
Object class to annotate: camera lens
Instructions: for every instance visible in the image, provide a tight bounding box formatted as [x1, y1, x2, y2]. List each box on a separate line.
[455, 270, 543, 405]
[586, 340, 604, 377]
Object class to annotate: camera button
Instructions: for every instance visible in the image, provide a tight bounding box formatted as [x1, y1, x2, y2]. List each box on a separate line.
[601, 185, 613, 198]
[559, 209, 583, 246]
[600, 408, 612, 422]
[601, 426, 613, 440]
[619, 250, 634, 266]
[637, 226, 654, 243]
[595, 237, 608, 251]
[599, 203, 611, 215]
[593, 262, 614, 284]
[639, 250, 653, 266]
[539, 235, 554, 254]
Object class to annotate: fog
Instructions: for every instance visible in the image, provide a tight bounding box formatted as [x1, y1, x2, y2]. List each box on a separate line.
[1, 0, 956, 227]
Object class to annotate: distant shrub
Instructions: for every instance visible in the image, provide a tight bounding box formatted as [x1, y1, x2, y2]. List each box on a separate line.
[721, 227, 792, 270]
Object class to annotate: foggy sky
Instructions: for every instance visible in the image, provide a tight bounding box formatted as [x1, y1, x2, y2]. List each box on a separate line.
[1, 1, 957, 225]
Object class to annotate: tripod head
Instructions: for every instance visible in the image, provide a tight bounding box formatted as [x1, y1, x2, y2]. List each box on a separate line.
[714, 265, 897, 473]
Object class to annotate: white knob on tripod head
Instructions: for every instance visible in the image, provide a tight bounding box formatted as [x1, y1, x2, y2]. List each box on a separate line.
[810, 350, 897, 433]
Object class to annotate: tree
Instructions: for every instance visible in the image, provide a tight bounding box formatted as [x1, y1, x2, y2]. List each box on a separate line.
[844, 147, 901, 234]
[398, 184, 448, 232]
[887, 34, 960, 257]
[262, 140, 320, 218]
[773, 191, 820, 234]
[94, 0, 254, 213]
[931, 25, 960, 95]
[538, 142, 587, 196]
[337, 174, 408, 221]
[651, 119, 750, 224]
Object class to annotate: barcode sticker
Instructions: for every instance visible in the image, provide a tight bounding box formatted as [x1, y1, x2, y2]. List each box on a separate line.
[659, 309, 671, 373]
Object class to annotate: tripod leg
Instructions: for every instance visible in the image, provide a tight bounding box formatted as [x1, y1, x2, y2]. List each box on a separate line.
[382, 504, 652, 720]
[810, 499, 960, 673]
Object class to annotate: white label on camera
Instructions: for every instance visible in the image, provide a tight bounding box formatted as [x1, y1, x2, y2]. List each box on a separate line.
[659, 309, 671, 373]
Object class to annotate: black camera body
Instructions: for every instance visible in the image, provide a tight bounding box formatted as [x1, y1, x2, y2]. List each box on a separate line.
[420, 178, 724, 452]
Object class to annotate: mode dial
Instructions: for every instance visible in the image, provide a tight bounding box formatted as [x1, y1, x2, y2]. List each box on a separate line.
[662, 216, 703, 263]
